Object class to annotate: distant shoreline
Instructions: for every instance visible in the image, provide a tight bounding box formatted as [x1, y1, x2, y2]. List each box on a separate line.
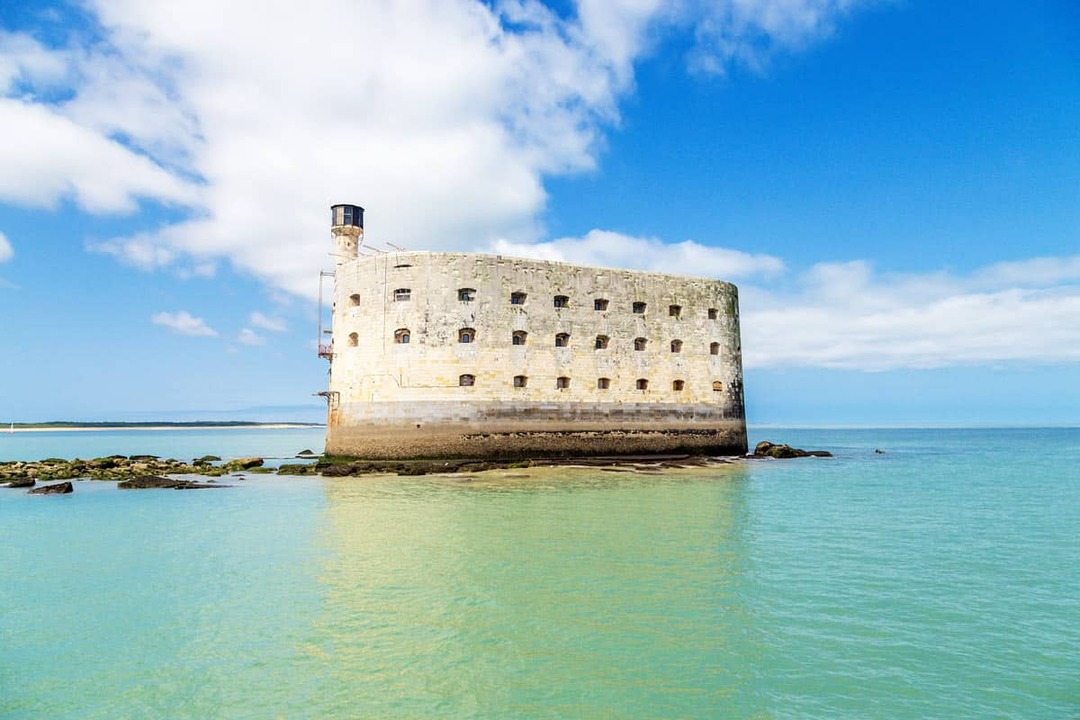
[7, 423, 324, 434]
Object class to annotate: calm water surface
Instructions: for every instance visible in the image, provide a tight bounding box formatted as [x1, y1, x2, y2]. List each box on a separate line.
[1, 427, 1077, 718]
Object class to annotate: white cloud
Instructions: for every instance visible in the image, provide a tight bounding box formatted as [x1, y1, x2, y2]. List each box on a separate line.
[249, 312, 287, 332]
[0, 231, 12, 262]
[0, 0, 870, 297]
[89, 234, 175, 270]
[972, 255, 1080, 289]
[741, 254, 1080, 370]
[684, 0, 871, 76]
[0, 98, 200, 213]
[237, 328, 265, 346]
[151, 310, 217, 337]
[0, 31, 70, 92]
[489, 235, 1080, 370]
[491, 229, 784, 279]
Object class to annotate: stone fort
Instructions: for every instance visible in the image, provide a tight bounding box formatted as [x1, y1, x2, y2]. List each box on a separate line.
[322, 204, 747, 459]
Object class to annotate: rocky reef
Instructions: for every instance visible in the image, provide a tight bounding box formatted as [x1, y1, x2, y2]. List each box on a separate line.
[752, 441, 833, 459]
[0, 455, 315, 487]
[1, 445, 834, 489]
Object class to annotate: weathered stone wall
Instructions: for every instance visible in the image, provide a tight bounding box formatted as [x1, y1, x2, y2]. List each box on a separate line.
[325, 252, 746, 458]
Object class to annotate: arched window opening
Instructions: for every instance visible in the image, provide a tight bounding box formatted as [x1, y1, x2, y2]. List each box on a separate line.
[555, 333, 570, 347]
[708, 308, 718, 320]
[459, 374, 476, 387]
[594, 298, 609, 311]
[595, 335, 609, 350]
[556, 376, 571, 389]
[632, 301, 646, 314]
[710, 342, 720, 356]
[394, 288, 411, 302]
[458, 328, 476, 344]
[349, 293, 360, 306]
[348, 332, 358, 347]
[511, 291, 527, 305]
[634, 337, 647, 351]
[636, 378, 649, 390]
[669, 304, 681, 318]
[512, 331, 528, 346]
[458, 288, 476, 302]
[513, 375, 528, 388]
[394, 328, 410, 344]
[670, 339, 683, 353]
[712, 380, 724, 392]
[597, 377, 611, 390]
[673, 380, 685, 391]
[554, 295, 569, 308]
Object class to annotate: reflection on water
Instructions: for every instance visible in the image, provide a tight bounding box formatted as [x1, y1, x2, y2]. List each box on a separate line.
[310, 466, 760, 718]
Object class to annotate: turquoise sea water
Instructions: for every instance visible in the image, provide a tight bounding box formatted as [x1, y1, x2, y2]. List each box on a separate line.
[1, 427, 1077, 719]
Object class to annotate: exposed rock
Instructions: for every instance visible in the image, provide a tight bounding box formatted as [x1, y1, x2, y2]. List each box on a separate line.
[118, 475, 229, 490]
[193, 455, 221, 465]
[223, 457, 264, 472]
[874, 449, 886, 454]
[118, 475, 184, 489]
[295, 449, 318, 458]
[753, 441, 832, 459]
[29, 481, 73, 495]
[3, 454, 284, 485]
[2, 477, 35, 488]
[277, 463, 317, 476]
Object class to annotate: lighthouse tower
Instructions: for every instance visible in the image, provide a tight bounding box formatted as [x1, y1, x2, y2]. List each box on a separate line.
[330, 204, 364, 263]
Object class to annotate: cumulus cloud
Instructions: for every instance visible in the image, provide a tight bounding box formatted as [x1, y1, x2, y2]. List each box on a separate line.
[491, 235, 1080, 371]
[0, 31, 70, 92]
[685, 0, 869, 75]
[0, 98, 200, 213]
[89, 233, 176, 270]
[492, 229, 784, 279]
[741, 255, 1080, 370]
[237, 328, 265, 346]
[0, 231, 12, 262]
[151, 310, 217, 337]
[248, 312, 287, 332]
[0, 0, 872, 298]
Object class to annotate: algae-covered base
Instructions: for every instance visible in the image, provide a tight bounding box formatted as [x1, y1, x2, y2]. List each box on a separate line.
[315, 453, 744, 478]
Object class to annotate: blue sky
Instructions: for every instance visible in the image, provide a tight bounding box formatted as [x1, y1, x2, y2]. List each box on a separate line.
[0, 0, 1077, 425]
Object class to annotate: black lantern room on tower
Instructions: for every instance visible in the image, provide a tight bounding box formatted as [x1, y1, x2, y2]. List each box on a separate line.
[331, 204, 364, 229]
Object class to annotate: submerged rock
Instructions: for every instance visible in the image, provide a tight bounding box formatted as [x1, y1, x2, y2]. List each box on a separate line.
[29, 481, 73, 495]
[753, 441, 832, 459]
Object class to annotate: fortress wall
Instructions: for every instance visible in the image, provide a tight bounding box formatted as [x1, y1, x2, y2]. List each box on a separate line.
[325, 252, 746, 459]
